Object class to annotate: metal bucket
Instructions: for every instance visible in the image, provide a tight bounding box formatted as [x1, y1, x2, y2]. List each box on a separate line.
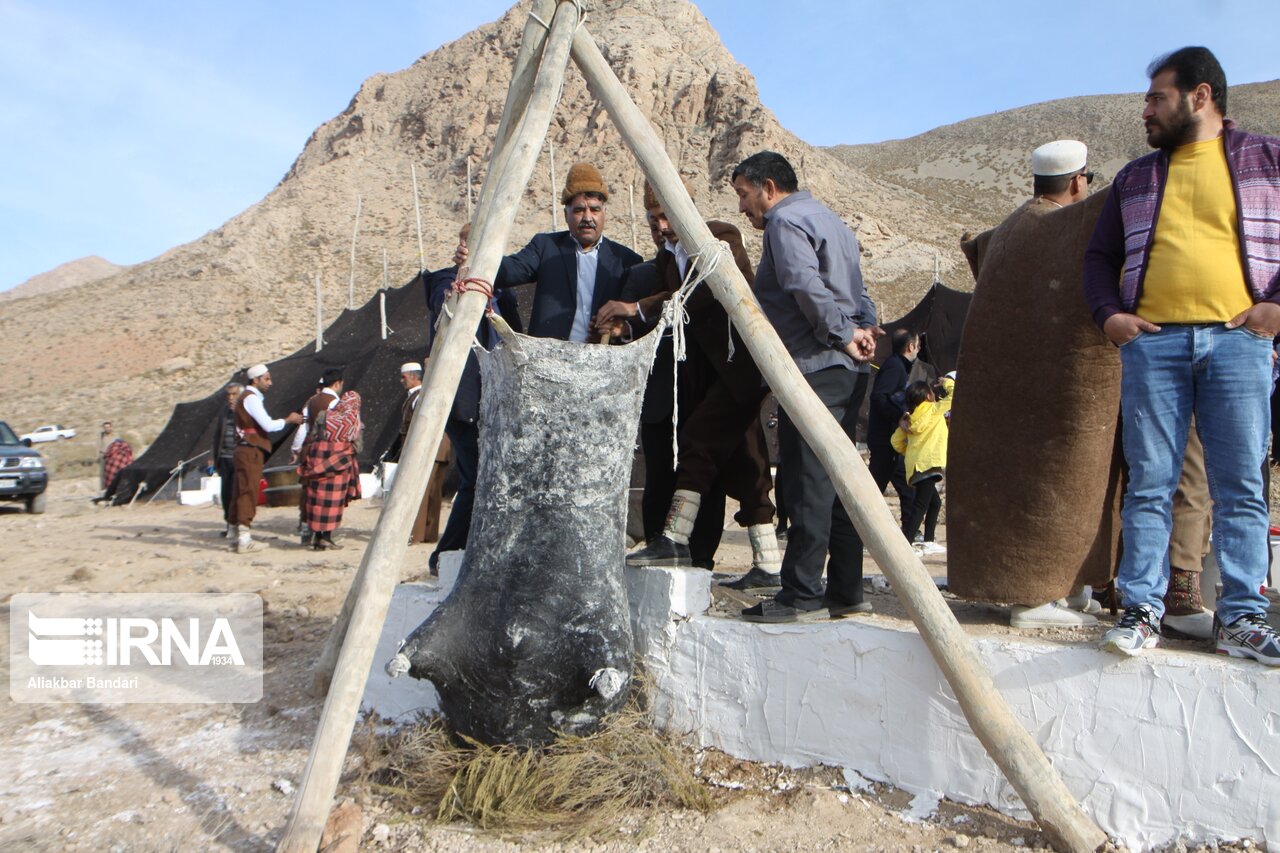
[263, 465, 301, 507]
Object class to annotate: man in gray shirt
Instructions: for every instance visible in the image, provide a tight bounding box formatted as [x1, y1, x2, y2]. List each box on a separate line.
[731, 151, 878, 623]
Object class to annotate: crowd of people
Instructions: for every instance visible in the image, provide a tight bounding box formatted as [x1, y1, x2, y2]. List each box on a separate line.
[210, 45, 1280, 664]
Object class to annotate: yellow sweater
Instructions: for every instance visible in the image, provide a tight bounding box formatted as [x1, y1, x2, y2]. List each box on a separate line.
[891, 377, 954, 480]
[1138, 136, 1251, 322]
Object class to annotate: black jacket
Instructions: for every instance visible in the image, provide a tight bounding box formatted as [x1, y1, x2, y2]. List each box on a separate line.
[495, 232, 642, 340]
[426, 267, 523, 424]
[868, 353, 913, 445]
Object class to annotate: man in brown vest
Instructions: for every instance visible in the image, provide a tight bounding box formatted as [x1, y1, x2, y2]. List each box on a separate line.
[593, 179, 780, 588]
[229, 363, 302, 553]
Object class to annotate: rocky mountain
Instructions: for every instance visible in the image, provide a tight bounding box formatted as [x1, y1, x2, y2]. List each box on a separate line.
[2, 256, 125, 303]
[828, 80, 1280, 232]
[1, 0, 1277, 457]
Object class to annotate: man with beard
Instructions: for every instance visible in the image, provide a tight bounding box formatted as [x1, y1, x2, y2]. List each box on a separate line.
[1084, 47, 1280, 662]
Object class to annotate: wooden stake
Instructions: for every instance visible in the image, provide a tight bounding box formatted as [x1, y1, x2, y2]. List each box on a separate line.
[466, 159, 474, 220]
[348, 196, 362, 310]
[313, 273, 323, 352]
[628, 182, 637, 251]
[548, 137, 558, 231]
[570, 26, 1106, 853]
[278, 4, 576, 849]
[411, 164, 425, 271]
[381, 250, 389, 341]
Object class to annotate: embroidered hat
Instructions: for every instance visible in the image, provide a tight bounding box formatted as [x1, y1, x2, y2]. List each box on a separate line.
[400, 362, 423, 374]
[246, 364, 269, 380]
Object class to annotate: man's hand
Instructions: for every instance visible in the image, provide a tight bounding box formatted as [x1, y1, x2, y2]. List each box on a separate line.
[286, 412, 304, 426]
[1102, 313, 1162, 346]
[1226, 302, 1280, 338]
[591, 300, 639, 339]
[843, 328, 877, 363]
[452, 238, 469, 267]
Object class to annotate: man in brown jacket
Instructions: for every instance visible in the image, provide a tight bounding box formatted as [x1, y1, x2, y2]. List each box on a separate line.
[594, 180, 780, 588]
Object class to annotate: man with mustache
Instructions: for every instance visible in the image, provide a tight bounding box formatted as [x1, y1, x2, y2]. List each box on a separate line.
[456, 162, 642, 342]
[1084, 47, 1280, 663]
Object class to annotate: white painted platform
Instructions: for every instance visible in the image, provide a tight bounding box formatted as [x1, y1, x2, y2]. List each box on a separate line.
[363, 560, 1280, 850]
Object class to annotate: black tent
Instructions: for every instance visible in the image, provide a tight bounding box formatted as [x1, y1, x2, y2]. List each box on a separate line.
[110, 275, 437, 504]
[758, 281, 972, 453]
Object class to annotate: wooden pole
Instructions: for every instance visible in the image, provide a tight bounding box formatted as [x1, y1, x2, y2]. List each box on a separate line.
[548, 137, 558, 231]
[466, 159, 474, 220]
[313, 273, 323, 352]
[570, 26, 1106, 853]
[277, 5, 580, 849]
[411, 164, 425, 271]
[381, 250, 389, 341]
[628, 182, 637, 251]
[308, 0, 556, 700]
[348, 196, 362, 309]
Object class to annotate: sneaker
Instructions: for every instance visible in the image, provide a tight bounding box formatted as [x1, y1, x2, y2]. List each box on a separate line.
[625, 535, 691, 568]
[720, 566, 783, 592]
[1063, 587, 1102, 615]
[1011, 601, 1097, 629]
[236, 538, 264, 554]
[1161, 609, 1214, 640]
[1215, 613, 1280, 666]
[918, 541, 946, 556]
[1100, 604, 1160, 656]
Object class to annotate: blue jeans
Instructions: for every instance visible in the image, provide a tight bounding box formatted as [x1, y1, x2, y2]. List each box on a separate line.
[1118, 324, 1272, 625]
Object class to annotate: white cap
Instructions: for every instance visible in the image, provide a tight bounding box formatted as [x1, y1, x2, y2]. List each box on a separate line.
[1031, 140, 1088, 177]
[246, 364, 269, 380]
[400, 362, 423, 374]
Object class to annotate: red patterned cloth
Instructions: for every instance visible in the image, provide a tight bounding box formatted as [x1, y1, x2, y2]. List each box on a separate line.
[299, 440, 356, 532]
[102, 439, 133, 491]
[325, 391, 362, 443]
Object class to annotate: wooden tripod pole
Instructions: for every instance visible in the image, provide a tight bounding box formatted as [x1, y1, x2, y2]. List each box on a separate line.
[308, 0, 557, 700]
[277, 5, 579, 850]
[570, 26, 1105, 853]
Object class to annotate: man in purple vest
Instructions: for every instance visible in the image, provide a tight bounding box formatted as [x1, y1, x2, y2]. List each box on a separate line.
[1083, 46, 1280, 663]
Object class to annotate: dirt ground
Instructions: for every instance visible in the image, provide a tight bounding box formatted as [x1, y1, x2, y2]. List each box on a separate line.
[0, 476, 1244, 852]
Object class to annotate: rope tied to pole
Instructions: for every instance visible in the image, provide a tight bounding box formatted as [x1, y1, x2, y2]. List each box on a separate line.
[659, 237, 730, 469]
[436, 274, 498, 351]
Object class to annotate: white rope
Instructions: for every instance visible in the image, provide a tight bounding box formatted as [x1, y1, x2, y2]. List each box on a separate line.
[658, 238, 731, 469]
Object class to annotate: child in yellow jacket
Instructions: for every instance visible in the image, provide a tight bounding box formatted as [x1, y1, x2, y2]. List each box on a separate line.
[891, 374, 954, 554]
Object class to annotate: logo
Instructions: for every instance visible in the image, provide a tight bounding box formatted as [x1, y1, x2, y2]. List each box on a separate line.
[10, 593, 262, 704]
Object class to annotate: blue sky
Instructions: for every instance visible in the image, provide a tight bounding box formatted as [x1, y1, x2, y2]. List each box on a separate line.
[0, 0, 1271, 291]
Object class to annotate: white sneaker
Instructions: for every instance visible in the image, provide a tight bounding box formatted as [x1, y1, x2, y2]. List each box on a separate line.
[1162, 609, 1214, 640]
[918, 541, 946, 556]
[1063, 586, 1102, 614]
[1010, 601, 1098, 629]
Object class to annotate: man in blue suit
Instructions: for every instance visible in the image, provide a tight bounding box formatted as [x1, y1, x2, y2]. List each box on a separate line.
[456, 162, 643, 342]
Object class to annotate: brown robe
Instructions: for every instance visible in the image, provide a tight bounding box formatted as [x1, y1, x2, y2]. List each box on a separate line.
[946, 193, 1122, 604]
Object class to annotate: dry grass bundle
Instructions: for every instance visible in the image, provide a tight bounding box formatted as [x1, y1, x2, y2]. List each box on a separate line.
[357, 694, 716, 839]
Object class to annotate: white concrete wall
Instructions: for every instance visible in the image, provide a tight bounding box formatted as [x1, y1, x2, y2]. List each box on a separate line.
[627, 567, 1280, 851]
[363, 561, 1280, 850]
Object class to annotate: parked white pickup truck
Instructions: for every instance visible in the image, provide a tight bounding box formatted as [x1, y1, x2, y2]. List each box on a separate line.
[19, 424, 76, 444]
